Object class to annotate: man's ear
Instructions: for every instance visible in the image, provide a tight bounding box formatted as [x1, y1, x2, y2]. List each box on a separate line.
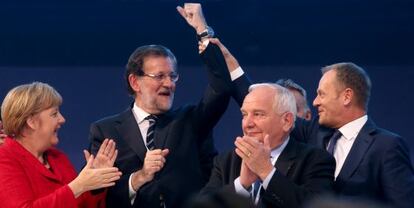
[128, 74, 141, 93]
[343, 88, 353, 106]
[282, 112, 294, 132]
[304, 110, 312, 121]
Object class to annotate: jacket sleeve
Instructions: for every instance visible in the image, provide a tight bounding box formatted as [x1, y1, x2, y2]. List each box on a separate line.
[381, 136, 414, 208]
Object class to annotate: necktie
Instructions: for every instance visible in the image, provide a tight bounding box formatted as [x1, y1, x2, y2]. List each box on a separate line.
[326, 130, 342, 155]
[145, 115, 158, 150]
[252, 180, 262, 204]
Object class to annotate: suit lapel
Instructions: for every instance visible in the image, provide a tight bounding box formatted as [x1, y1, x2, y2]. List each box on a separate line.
[337, 119, 377, 181]
[275, 139, 297, 177]
[116, 108, 147, 162]
[153, 111, 174, 149]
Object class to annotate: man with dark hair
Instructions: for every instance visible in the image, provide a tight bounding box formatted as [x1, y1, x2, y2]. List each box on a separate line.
[203, 39, 414, 208]
[88, 4, 232, 207]
[276, 78, 312, 120]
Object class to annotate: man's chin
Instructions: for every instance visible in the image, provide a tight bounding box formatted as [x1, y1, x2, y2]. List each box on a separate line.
[157, 103, 173, 113]
[318, 118, 335, 128]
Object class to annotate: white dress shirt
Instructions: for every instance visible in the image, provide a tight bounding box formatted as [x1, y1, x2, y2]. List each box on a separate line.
[128, 103, 153, 204]
[332, 115, 368, 178]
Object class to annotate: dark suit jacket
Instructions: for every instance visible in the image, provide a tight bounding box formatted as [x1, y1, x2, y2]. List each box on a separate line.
[201, 138, 335, 208]
[233, 74, 414, 208]
[88, 44, 232, 208]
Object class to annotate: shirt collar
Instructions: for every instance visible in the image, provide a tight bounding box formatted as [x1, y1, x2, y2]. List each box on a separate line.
[271, 136, 290, 162]
[132, 103, 151, 124]
[338, 115, 368, 141]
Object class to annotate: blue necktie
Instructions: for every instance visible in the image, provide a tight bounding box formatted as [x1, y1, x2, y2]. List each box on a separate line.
[252, 180, 262, 204]
[327, 130, 342, 155]
[145, 115, 157, 150]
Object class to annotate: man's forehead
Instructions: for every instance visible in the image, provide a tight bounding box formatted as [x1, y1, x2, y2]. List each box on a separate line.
[242, 94, 273, 110]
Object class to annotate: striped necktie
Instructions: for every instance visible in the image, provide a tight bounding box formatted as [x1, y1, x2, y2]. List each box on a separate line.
[145, 115, 158, 150]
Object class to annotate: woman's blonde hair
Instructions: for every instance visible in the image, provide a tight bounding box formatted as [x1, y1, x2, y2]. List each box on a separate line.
[1, 82, 62, 137]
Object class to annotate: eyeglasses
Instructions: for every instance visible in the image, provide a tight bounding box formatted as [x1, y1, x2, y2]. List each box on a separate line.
[140, 72, 179, 82]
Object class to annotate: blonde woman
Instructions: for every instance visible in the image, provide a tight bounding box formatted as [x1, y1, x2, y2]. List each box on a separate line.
[0, 82, 122, 208]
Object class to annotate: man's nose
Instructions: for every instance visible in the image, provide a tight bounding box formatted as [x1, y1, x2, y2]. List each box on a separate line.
[243, 115, 255, 128]
[313, 96, 319, 107]
[162, 76, 175, 87]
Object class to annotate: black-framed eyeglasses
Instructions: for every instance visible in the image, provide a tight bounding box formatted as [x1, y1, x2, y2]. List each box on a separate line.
[139, 72, 179, 82]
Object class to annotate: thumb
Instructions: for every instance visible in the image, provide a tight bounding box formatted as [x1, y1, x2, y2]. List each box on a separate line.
[263, 134, 270, 149]
[161, 149, 170, 157]
[85, 154, 94, 169]
[176, 6, 186, 19]
[83, 150, 91, 162]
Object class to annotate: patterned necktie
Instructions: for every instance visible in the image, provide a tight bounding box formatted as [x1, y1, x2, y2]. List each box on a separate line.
[145, 115, 158, 150]
[327, 130, 342, 155]
[252, 180, 262, 204]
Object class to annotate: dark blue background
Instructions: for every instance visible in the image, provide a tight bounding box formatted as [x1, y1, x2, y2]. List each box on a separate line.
[1, 0, 413, 170]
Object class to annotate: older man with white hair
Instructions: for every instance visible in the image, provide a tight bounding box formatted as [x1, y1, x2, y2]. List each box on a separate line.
[201, 83, 335, 208]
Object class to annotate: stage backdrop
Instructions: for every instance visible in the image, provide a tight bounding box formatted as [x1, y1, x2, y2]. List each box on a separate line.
[0, 66, 412, 170]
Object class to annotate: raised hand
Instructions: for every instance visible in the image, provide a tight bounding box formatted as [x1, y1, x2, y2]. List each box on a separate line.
[131, 149, 169, 191]
[69, 154, 122, 198]
[84, 138, 117, 169]
[177, 3, 207, 33]
[235, 135, 274, 181]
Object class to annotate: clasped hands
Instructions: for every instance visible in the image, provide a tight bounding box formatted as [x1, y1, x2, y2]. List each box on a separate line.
[235, 135, 274, 189]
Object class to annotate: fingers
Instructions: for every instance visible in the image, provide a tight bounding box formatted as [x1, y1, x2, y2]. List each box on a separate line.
[143, 149, 168, 173]
[110, 149, 118, 164]
[85, 154, 94, 169]
[234, 136, 256, 159]
[96, 138, 109, 156]
[209, 38, 227, 52]
[145, 154, 167, 164]
[106, 139, 116, 159]
[88, 168, 122, 189]
[97, 138, 117, 158]
[83, 150, 91, 162]
[235, 147, 248, 160]
[161, 149, 169, 157]
[96, 167, 121, 175]
[263, 134, 270, 149]
[209, 38, 222, 47]
[176, 6, 186, 18]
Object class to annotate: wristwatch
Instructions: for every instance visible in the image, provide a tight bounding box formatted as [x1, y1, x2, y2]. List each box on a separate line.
[197, 26, 215, 41]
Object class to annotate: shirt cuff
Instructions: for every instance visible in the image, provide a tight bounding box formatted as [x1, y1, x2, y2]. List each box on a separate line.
[262, 168, 276, 190]
[230, 67, 244, 81]
[128, 173, 137, 205]
[234, 177, 251, 197]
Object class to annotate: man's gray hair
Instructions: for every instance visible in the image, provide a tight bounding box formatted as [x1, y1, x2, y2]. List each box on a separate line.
[276, 78, 311, 113]
[248, 83, 297, 124]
